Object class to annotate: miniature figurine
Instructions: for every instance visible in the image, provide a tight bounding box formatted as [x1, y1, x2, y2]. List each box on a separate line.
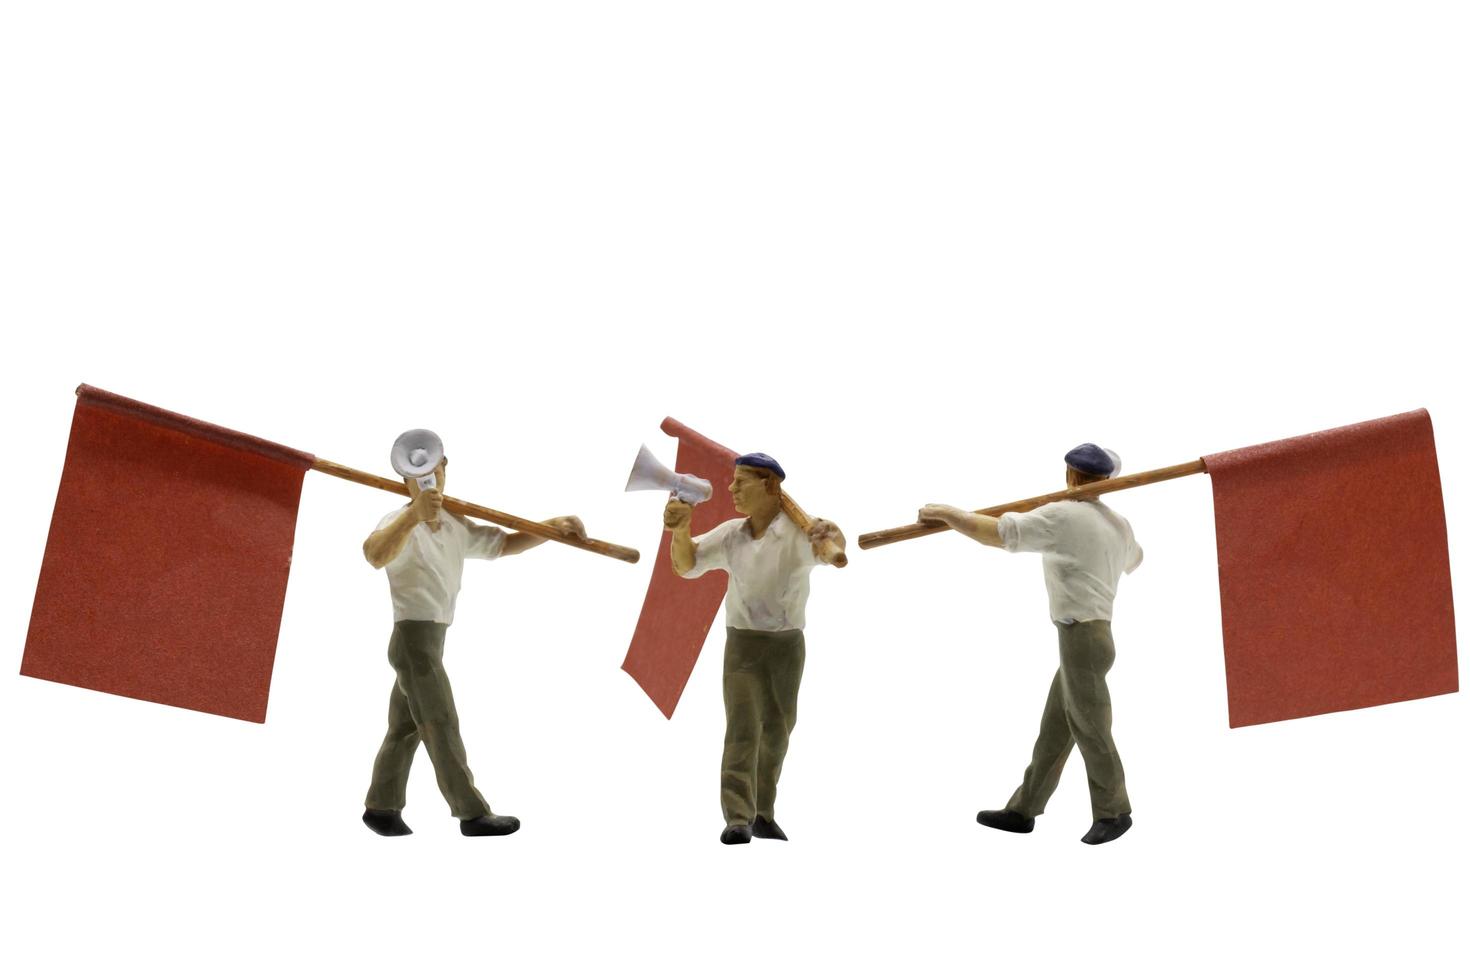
[360, 431, 586, 837]
[919, 443, 1142, 845]
[663, 453, 845, 845]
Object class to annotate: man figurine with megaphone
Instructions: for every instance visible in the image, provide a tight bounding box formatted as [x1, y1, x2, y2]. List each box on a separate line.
[360, 429, 586, 838]
[663, 453, 845, 845]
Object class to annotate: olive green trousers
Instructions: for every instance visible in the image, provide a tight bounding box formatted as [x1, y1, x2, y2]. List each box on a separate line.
[721, 627, 805, 826]
[364, 620, 491, 820]
[1006, 620, 1131, 821]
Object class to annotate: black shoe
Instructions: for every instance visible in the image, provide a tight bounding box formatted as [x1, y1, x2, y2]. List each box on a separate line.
[1081, 813, 1132, 845]
[976, 809, 1035, 834]
[460, 814, 521, 837]
[751, 816, 788, 841]
[362, 808, 413, 836]
[720, 823, 753, 845]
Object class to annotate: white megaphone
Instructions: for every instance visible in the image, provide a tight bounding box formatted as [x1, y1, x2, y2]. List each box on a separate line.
[625, 444, 713, 504]
[391, 429, 444, 491]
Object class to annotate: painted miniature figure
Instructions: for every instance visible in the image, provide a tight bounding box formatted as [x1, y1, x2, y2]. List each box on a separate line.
[919, 443, 1142, 845]
[361, 430, 586, 837]
[663, 453, 845, 845]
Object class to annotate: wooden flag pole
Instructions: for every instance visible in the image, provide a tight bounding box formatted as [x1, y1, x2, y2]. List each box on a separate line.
[857, 459, 1206, 551]
[311, 458, 641, 564]
[780, 492, 848, 567]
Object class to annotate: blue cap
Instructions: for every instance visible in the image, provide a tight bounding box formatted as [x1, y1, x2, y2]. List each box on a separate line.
[734, 452, 785, 480]
[1064, 443, 1121, 478]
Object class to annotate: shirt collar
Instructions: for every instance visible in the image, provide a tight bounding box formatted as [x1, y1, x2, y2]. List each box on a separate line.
[743, 510, 792, 542]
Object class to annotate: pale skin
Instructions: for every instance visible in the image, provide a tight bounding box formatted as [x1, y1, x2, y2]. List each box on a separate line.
[362, 456, 586, 569]
[919, 468, 1103, 548]
[663, 464, 845, 575]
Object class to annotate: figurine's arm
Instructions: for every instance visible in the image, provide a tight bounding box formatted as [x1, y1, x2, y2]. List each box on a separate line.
[806, 519, 847, 564]
[499, 516, 587, 557]
[665, 499, 697, 575]
[918, 504, 1004, 548]
[364, 491, 440, 568]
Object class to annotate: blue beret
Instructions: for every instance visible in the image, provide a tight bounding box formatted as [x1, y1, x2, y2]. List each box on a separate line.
[734, 452, 785, 480]
[1064, 443, 1120, 477]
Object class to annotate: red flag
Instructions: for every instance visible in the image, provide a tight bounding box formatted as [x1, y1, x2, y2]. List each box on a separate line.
[21, 386, 313, 722]
[621, 418, 741, 718]
[1204, 410, 1457, 727]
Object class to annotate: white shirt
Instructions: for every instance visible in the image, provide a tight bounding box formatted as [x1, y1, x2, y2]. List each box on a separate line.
[377, 507, 506, 625]
[681, 512, 818, 631]
[997, 500, 1143, 624]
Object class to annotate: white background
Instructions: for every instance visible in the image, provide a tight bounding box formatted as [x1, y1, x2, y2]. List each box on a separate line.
[2, 3, 1466, 978]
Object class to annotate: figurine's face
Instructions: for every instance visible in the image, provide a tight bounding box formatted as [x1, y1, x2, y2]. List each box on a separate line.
[406, 457, 448, 497]
[729, 465, 780, 515]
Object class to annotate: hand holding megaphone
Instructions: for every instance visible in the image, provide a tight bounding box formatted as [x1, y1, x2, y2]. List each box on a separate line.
[410, 488, 444, 524]
[663, 498, 694, 531]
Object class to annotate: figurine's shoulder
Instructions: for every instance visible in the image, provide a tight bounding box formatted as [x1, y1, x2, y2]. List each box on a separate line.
[1020, 500, 1078, 526]
[1075, 500, 1138, 549]
[699, 517, 745, 539]
[1085, 499, 1133, 529]
[376, 505, 411, 530]
[1022, 500, 1108, 541]
[1053, 498, 1125, 522]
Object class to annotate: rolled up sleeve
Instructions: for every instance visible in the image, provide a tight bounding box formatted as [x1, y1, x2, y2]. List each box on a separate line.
[1125, 541, 1144, 574]
[682, 523, 730, 579]
[998, 509, 1055, 554]
[465, 519, 507, 560]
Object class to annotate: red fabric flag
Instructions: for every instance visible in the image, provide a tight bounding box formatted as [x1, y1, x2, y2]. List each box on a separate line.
[21, 386, 314, 723]
[621, 418, 742, 718]
[1204, 409, 1457, 727]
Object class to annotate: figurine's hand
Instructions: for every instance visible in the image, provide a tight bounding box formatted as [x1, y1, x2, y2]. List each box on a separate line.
[546, 515, 587, 539]
[412, 489, 444, 523]
[806, 517, 848, 566]
[807, 519, 838, 545]
[918, 504, 959, 526]
[664, 498, 693, 531]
